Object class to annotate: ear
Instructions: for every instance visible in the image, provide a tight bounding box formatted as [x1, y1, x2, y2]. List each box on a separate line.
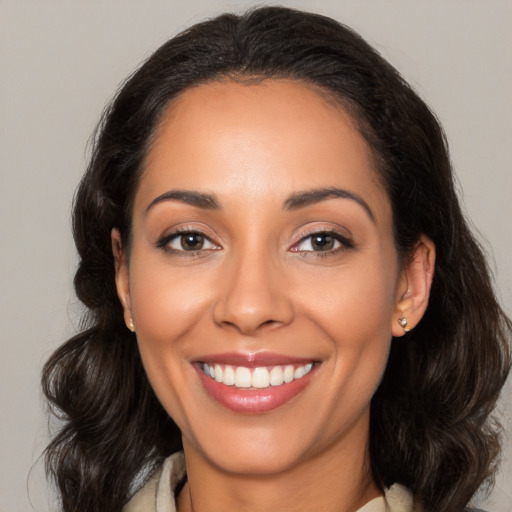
[391, 235, 436, 337]
[111, 228, 135, 332]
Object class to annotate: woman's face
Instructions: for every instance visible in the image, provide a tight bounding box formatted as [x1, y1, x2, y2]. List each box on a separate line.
[115, 79, 412, 475]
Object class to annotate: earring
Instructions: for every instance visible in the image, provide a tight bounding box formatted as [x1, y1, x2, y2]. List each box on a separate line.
[398, 317, 410, 333]
[127, 318, 135, 332]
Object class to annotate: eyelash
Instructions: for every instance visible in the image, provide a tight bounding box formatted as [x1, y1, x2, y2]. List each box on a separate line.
[156, 228, 220, 255]
[156, 228, 354, 257]
[291, 230, 354, 257]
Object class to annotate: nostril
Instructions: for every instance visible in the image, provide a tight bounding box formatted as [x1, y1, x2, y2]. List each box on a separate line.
[212, 268, 294, 334]
[219, 317, 282, 334]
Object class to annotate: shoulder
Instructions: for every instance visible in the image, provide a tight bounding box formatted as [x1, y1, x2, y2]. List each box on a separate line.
[123, 466, 162, 512]
[381, 487, 489, 512]
[123, 452, 186, 512]
[384, 484, 415, 511]
[357, 484, 414, 512]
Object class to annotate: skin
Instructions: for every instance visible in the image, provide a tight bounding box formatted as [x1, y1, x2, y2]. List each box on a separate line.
[113, 79, 435, 512]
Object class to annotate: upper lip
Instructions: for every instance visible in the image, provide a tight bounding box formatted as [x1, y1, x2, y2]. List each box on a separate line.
[194, 351, 317, 367]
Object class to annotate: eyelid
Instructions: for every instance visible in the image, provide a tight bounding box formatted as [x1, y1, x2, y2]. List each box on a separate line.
[290, 228, 354, 253]
[156, 226, 221, 252]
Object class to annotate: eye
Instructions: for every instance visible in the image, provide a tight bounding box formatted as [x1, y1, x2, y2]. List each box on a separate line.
[292, 231, 352, 253]
[159, 230, 219, 252]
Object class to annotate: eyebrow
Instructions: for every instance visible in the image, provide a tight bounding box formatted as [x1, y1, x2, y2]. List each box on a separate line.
[283, 187, 375, 222]
[145, 186, 375, 222]
[145, 190, 220, 214]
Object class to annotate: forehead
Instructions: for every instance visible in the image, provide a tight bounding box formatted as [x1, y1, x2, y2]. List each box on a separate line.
[137, 79, 390, 223]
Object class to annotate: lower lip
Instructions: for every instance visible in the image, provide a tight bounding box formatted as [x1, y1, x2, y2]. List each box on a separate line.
[196, 366, 316, 414]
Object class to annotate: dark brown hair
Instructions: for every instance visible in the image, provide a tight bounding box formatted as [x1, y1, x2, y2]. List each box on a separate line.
[42, 6, 511, 512]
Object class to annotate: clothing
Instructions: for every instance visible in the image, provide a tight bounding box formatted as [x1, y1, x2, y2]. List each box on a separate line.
[123, 452, 415, 512]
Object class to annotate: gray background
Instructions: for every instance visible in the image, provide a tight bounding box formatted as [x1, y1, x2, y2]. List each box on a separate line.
[1, 1, 510, 510]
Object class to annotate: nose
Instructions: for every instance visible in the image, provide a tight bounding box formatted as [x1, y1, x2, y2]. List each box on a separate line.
[212, 250, 294, 335]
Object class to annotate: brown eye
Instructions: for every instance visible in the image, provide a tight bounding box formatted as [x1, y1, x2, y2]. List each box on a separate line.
[159, 231, 219, 252]
[180, 233, 205, 251]
[291, 230, 353, 254]
[310, 233, 335, 251]
[296, 232, 339, 252]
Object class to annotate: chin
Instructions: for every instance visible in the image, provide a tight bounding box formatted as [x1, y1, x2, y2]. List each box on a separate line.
[186, 419, 328, 477]
[206, 445, 306, 476]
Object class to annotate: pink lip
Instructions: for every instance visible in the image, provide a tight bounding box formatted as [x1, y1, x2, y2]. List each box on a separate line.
[195, 351, 315, 367]
[194, 354, 319, 414]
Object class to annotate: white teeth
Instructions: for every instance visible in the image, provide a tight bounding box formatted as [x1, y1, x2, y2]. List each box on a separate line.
[269, 366, 284, 386]
[223, 365, 235, 386]
[283, 365, 294, 383]
[251, 367, 270, 388]
[294, 366, 306, 379]
[202, 362, 314, 389]
[234, 366, 252, 388]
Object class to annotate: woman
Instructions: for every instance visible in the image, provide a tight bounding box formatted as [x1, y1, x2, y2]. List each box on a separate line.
[42, 6, 511, 512]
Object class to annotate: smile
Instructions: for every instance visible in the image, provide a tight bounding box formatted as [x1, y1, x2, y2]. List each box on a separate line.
[195, 353, 319, 413]
[201, 362, 314, 389]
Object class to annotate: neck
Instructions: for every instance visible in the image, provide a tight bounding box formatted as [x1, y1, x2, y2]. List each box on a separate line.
[177, 431, 381, 512]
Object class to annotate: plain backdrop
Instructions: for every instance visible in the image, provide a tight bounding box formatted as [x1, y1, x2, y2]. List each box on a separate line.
[1, 1, 511, 511]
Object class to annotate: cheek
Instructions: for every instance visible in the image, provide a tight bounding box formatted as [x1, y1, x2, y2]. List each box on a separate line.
[298, 256, 397, 342]
[295, 255, 397, 392]
[129, 255, 209, 341]
[126, 252, 214, 399]
[127, 257, 209, 424]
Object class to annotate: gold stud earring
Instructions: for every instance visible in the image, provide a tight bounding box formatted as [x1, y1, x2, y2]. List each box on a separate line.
[127, 318, 135, 332]
[398, 317, 410, 333]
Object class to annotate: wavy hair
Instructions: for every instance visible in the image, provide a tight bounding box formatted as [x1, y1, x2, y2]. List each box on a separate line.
[42, 6, 511, 512]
